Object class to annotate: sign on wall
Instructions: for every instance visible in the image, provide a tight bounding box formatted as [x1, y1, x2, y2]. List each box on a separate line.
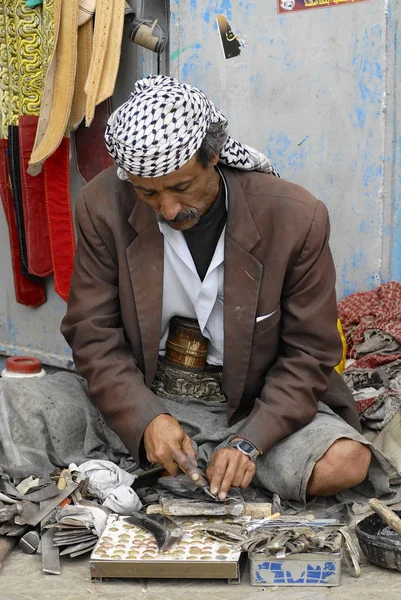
[278, 0, 371, 13]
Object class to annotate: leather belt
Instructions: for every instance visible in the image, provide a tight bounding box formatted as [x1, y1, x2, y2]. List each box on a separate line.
[29, 0, 78, 173]
[27, 0, 77, 301]
[96, 0, 126, 108]
[0, 140, 46, 306]
[84, 0, 113, 127]
[19, 116, 52, 277]
[28, 0, 62, 177]
[70, 18, 93, 131]
[16, 3, 53, 277]
[8, 125, 33, 280]
[44, 137, 75, 302]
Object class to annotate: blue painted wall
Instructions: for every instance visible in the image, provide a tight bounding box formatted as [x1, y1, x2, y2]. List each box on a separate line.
[0, 0, 399, 366]
[170, 0, 400, 298]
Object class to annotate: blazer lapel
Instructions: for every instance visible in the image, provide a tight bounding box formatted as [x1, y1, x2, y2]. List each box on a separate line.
[221, 167, 263, 410]
[126, 200, 163, 387]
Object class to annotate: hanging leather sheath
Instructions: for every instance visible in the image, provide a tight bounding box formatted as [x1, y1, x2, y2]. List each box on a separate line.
[19, 116, 52, 277]
[17, 2, 52, 277]
[28, 0, 79, 173]
[0, 140, 46, 306]
[44, 137, 75, 302]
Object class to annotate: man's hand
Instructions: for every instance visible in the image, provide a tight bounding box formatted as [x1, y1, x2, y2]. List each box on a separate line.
[206, 446, 256, 501]
[143, 414, 200, 480]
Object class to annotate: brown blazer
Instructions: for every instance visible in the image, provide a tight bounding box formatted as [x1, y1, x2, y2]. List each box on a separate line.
[61, 165, 360, 464]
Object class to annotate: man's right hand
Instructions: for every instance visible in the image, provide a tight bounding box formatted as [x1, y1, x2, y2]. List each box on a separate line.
[143, 414, 200, 480]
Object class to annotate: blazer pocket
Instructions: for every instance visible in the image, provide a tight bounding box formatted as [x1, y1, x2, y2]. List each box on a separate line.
[253, 306, 281, 336]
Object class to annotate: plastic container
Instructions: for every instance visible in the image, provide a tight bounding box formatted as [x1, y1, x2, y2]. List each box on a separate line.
[249, 550, 342, 587]
[1, 356, 46, 379]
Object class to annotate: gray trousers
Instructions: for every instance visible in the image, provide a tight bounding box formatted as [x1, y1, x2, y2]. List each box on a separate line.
[161, 394, 398, 503]
[0, 372, 397, 503]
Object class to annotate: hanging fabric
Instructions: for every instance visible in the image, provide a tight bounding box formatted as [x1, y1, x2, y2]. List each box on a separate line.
[0, 1, 46, 305]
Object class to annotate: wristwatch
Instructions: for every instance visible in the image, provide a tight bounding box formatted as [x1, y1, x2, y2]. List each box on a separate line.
[228, 438, 261, 463]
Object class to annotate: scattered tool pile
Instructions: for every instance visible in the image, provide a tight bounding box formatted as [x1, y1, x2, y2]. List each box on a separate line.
[0, 467, 109, 575]
[1, 462, 400, 587]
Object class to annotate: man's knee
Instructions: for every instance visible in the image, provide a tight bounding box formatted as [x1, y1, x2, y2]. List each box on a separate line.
[307, 438, 371, 496]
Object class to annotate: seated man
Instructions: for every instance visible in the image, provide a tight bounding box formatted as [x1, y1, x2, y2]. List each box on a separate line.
[61, 75, 374, 504]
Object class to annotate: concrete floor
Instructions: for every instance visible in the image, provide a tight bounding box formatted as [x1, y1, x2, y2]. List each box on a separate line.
[2, 543, 401, 600]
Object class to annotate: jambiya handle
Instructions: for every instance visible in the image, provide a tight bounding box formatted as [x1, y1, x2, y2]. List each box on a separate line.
[368, 498, 401, 537]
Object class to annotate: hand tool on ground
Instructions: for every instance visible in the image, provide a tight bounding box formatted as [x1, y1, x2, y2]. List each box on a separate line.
[339, 527, 361, 578]
[59, 538, 97, 556]
[179, 455, 217, 500]
[41, 507, 60, 576]
[124, 512, 183, 553]
[369, 498, 401, 537]
[16, 482, 78, 527]
[147, 498, 272, 518]
[19, 530, 40, 554]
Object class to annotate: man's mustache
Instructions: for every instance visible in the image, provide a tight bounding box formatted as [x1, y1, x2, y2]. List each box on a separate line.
[156, 207, 199, 225]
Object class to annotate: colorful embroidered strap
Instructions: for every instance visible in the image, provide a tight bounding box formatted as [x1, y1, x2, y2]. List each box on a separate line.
[0, 2, 9, 140]
[4, 0, 20, 127]
[16, 1, 42, 117]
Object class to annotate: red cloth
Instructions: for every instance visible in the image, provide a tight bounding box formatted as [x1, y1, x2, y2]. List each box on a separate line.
[338, 281, 401, 358]
[44, 138, 76, 302]
[347, 353, 401, 370]
[356, 397, 377, 414]
[0, 140, 46, 306]
[18, 116, 53, 277]
[73, 100, 114, 183]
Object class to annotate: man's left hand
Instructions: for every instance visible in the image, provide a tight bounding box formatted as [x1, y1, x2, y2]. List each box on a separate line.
[206, 447, 256, 501]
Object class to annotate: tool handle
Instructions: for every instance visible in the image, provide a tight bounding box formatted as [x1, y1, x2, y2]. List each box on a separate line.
[369, 498, 401, 536]
[147, 502, 272, 518]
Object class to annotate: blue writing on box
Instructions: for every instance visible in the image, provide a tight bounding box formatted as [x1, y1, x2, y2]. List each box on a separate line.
[255, 560, 337, 585]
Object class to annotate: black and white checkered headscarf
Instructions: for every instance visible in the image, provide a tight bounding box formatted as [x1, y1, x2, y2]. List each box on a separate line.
[105, 75, 279, 179]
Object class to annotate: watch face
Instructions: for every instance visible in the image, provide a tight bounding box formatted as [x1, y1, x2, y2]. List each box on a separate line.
[239, 440, 255, 453]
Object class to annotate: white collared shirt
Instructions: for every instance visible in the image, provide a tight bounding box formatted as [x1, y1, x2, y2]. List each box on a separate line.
[157, 193, 226, 366]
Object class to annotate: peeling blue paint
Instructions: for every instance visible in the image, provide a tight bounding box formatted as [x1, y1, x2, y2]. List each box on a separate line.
[341, 262, 358, 297]
[351, 28, 383, 129]
[265, 131, 312, 175]
[350, 250, 367, 269]
[202, 8, 211, 23]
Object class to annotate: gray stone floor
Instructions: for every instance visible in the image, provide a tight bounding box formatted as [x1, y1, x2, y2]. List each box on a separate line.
[2, 544, 401, 600]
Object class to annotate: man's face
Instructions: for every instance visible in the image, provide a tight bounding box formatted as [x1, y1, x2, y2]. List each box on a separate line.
[127, 154, 220, 231]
